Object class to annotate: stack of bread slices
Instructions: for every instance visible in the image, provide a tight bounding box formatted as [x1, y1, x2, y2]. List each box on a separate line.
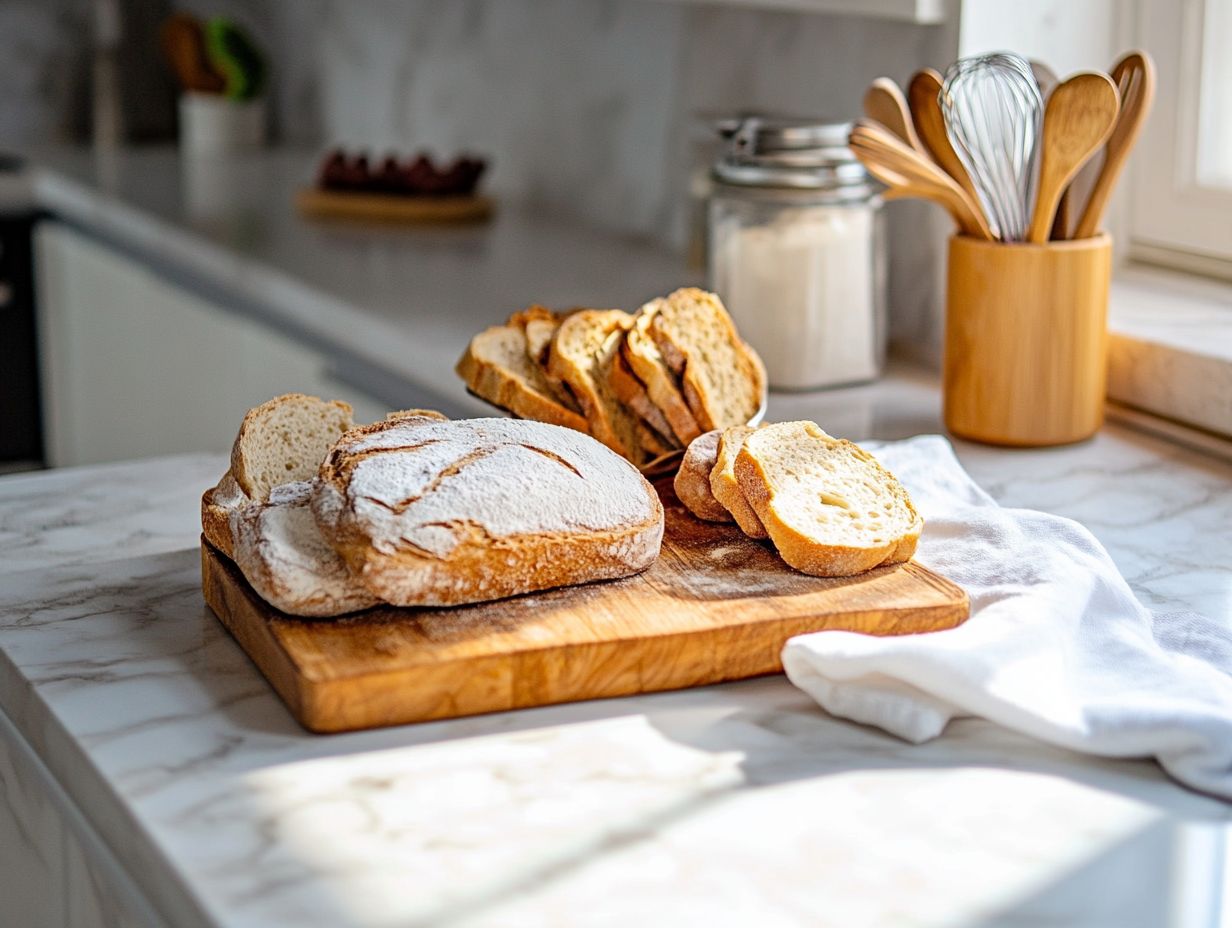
[202, 394, 664, 617]
[674, 420, 923, 577]
[456, 288, 766, 470]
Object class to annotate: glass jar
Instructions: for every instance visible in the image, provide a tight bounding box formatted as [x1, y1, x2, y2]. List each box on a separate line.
[708, 117, 886, 391]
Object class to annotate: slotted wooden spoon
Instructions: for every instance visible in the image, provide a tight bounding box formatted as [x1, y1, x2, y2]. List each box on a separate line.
[1072, 51, 1156, 239]
[1026, 71, 1119, 244]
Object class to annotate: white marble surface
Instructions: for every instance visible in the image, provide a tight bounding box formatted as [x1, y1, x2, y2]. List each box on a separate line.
[0, 374, 1230, 927]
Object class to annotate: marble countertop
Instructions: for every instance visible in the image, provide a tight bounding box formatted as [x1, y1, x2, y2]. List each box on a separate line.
[1, 371, 1230, 928]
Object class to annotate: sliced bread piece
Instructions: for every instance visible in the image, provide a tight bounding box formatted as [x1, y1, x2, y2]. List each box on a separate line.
[673, 430, 731, 522]
[648, 288, 766, 433]
[609, 350, 681, 450]
[230, 393, 356, 501]
[547, 309, 651, 465]
[734, 421, 922, 577]
[710, 425, 768, 539]
[313, 416, 664, 607]
[623, 303, 702, 445]
[456, 324, 589, 433]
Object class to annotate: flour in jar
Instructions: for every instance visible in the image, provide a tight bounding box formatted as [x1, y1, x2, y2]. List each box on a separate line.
[712, 205, 881, 390]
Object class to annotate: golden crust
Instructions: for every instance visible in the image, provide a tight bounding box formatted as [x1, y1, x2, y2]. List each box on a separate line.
[201, 471, 244, 559]
[609, 350, 681, 451]
[710, 425, 768, 539]
[623, 305, 702, 445]
[673, 431, 732, 523]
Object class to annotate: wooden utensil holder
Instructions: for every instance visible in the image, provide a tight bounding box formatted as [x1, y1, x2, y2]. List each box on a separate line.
[943, 233, 1112, 446]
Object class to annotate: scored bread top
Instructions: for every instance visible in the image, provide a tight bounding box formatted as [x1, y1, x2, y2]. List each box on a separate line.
[673, 430, 731, 523]
[709, 425, 767, 538]
[456, 324, 587, 431]
[230, 393, 355, 501]
[547, 309, 651, 465]
[623, 304, 702, 445]
[648, 288, 766, 433]
[313, 416, 664, 605]
[734, 420, 922, 577]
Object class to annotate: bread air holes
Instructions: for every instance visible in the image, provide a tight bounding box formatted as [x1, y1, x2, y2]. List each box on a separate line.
[818, 491, 853, 511]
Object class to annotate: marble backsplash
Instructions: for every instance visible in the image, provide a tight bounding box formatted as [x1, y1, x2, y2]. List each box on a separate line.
[4, 0, 957, 360]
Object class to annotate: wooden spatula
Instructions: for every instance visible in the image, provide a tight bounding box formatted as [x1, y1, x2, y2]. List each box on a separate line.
[864, 77, 925, 155]
[1026, 72, 1119, 244]
[1072, 51, 1156, 239]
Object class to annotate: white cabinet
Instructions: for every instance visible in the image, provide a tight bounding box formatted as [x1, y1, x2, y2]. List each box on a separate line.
[35, 222, 389, 467]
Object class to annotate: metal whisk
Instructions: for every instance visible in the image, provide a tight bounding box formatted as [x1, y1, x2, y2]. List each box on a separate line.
[941, 53, 1043, 241]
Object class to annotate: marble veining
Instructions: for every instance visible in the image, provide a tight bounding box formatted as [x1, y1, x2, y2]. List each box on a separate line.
[0, 377, 1230, 926]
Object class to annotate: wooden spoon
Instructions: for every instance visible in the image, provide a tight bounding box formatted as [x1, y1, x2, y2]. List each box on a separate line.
[863, 77, 925, 155]
[1026, 71, 1120, 244]
[849, 120, 995, 240]
[907, 69, 984, 215]
[1072, 51, 1156, 239]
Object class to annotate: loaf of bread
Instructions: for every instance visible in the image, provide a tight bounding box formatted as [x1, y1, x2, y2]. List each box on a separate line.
[456, 323, 587, 433]
[312, 416, 664, 607]
[230, 480, 381, 617]
[648, 288, 766, 433]
[673, 430, 731, 522]
[230, 393, 356, 500]
[735, 421, 921, 576]
[710, 425, 767, 539]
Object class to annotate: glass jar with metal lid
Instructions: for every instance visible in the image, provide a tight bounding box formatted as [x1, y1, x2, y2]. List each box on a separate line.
[708, 116, 886, 390]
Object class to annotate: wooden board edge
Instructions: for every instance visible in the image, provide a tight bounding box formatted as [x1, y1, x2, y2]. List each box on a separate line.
[295, 187, 494, 223]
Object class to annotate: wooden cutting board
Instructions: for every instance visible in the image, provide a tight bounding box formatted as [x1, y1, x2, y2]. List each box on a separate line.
[202, 484, 968, 733]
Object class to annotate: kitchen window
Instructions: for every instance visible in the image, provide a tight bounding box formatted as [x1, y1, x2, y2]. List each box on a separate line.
[1130, 0, 1232, 278]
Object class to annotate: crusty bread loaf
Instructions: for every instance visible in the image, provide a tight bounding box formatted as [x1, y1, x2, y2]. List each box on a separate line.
[710, 425, 767, 539]
[623, 305, 702, 446]
[673, 431, 731, 522]
[734, 421, 922, 577]
[312, 416, 664, 607]
[201, 471, 247, 558]
[456, 324, 588, 432]
[609, 350, 681, 451]
[231, 480, 380, 617]
[384, 408, 450, 423]
[230, 394, 356, 500]
[547, 309, 651, 465]
[648, 288, 766, 433]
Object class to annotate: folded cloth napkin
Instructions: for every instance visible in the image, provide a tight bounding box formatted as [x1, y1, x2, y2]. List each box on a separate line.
[782, 434, 1232, 800]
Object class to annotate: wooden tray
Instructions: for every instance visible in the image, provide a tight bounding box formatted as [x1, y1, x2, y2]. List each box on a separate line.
[202, 486, 968, 733]
[295, 188, 493, 224]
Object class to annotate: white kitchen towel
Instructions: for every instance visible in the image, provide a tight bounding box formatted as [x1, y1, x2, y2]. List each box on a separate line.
[781, 434, 1232, 800]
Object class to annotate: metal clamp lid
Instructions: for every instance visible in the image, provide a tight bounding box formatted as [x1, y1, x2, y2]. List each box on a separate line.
[712, 115, 875, 196]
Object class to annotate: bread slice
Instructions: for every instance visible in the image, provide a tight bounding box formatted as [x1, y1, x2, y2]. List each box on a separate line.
[623, 304, 702, 445]
[648, 288, 766, 433]
[609, 350, 681, 450]
[734, 421, 922, 576]
[230, 394, 356, 501]
[313, 416, 664, 607]
[231, 479, 381, 617]
[547, 309, 651, 465]
[673, 430, 731, 522]
[201, 470, 247, 558]
[710, 425, 767, 539]
[456, 324, 588, 433]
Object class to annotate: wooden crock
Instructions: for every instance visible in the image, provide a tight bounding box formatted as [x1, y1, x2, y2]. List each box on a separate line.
[943, 233, 1113, 447]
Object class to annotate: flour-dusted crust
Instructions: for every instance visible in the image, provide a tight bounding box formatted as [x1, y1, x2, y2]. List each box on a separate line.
[735, 421, 922, 577]
[710, 425, 767, 539]
[648, 288, 766, 433]
[201, 471, 247, 558]
[231, 480, 380, 617]
[673, 431, 732, 523]
[623, 304, 702, 446]
[313, 416, 665, 607]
